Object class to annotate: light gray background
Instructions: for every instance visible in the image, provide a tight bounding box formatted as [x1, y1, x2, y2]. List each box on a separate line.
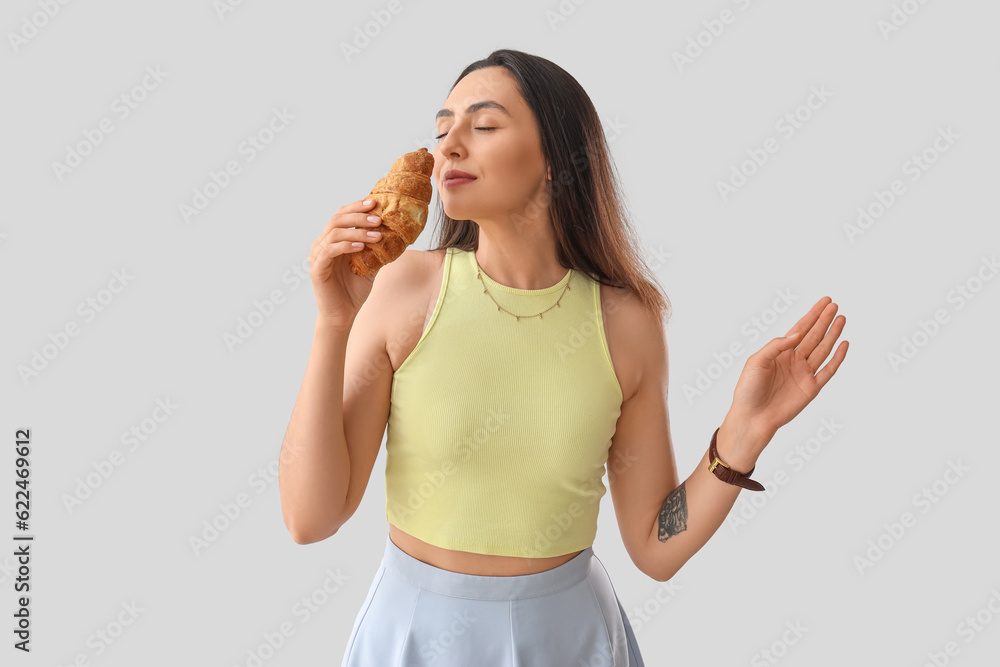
[3, 0, 999, 665]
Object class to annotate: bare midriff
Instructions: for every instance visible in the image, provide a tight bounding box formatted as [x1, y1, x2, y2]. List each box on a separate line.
[388, 524, 584, 576]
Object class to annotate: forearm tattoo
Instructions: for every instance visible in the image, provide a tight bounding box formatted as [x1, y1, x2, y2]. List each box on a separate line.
[657, 481, 688, 542]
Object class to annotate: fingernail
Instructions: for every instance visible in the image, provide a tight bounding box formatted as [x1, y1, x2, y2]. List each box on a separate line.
[363, 199, 374, 205]
[367, 215, 380, 223]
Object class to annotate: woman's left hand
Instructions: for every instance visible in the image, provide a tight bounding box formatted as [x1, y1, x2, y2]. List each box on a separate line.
[729, 297, 849, 443]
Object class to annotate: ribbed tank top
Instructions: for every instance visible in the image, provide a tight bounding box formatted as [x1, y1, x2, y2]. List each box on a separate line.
[384, 247, 624, 558]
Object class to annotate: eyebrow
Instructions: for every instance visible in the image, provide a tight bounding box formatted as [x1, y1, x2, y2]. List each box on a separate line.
[435, 100, 510, 120]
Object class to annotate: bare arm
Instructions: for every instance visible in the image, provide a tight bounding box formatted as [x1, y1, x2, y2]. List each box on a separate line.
[607, 297, 770, 582]
[278, 320, 353, 544]
[648, 296, 847, 577]
[642, 419, 768, 582]
[278, 251, 419, 544]
[610, 293, 844, 581]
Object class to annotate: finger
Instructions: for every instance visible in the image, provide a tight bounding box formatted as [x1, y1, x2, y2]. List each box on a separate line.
[807, 314, 847, 371]
[755, 332, 802, 362]
[315, 210, 381, 251]
[785, 297, 832, 340]
[341, 198, 377, 215]
[798, 301, 839, 358]
[318, 225, 381, 259]
[814, 340, 849, 390]
[312, 199, 378, 251]
[794, 300, 838, 360]
[311, 227, 377, 265]
[311, 236, 366, 275]
[313, 206, 377, 249]
[311, 216, 380, 267]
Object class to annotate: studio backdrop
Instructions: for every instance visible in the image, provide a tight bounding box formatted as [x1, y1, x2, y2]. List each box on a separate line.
[3, 0, 998, 665]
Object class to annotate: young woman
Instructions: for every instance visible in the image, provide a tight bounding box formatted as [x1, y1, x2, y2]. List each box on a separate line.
[279, 49, 848, 666]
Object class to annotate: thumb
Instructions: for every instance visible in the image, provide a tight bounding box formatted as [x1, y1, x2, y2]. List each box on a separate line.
[757, 331, 800, 361]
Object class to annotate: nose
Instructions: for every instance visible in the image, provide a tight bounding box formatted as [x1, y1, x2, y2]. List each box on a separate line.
[435, 125, 466, 158]
[434, 137, 464, 184]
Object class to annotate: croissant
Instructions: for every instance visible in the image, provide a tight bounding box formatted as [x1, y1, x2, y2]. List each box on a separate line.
[350, 147, 435, 277]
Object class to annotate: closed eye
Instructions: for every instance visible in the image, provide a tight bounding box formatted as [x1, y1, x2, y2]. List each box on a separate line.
[435, 128, 497, 140]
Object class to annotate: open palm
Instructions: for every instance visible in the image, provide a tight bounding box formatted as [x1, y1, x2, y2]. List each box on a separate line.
[730, 297, 849, 438]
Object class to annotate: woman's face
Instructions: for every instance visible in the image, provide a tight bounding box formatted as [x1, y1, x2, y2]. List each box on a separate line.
[432, 66, 549, 225]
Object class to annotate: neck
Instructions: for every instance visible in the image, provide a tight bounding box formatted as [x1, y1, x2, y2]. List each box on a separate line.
[474, 224, 566, 290]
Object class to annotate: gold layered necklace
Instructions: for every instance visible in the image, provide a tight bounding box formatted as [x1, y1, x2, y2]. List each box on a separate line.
[473, 253, 573, 322]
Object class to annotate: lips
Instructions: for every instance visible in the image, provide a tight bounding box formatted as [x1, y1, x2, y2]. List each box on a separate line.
[442, 169, 477, 188]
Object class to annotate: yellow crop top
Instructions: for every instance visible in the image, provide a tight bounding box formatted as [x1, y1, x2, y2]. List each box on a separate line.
[384, 247, 624, 558]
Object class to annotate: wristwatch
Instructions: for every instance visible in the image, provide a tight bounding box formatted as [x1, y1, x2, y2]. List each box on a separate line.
[708, 427, 764, 491]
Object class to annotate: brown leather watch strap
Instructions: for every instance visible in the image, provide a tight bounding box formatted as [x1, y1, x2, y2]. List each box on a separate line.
[708, 427, 765, 491]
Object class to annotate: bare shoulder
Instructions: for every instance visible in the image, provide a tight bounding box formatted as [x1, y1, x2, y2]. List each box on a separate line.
[374, 248, 447, 370]
[421, 247, 449, 272]
[370, 248, 441, 301]
[402, 247, 447, 291]
[599, 283, 666, 402]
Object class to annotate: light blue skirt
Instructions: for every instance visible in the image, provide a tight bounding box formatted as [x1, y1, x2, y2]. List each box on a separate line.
[341, 533, 645, 666]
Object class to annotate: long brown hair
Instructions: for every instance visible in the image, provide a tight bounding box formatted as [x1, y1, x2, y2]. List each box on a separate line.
[428, 48, 671, 324]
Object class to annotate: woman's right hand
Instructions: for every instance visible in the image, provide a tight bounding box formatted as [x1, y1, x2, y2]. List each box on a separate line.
[308, 198, 384, 330]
